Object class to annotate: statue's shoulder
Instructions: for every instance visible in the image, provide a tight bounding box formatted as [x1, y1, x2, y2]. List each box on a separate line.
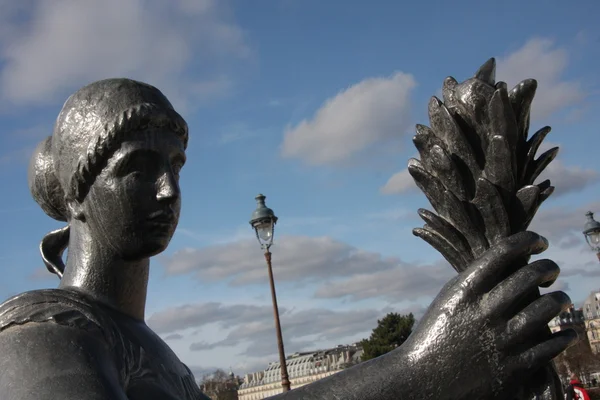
[0, 289, 134, 396]
[0, 289, 115, 339]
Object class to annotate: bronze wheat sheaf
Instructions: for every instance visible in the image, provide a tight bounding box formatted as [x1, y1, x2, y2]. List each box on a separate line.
[409, 58, 558, 272]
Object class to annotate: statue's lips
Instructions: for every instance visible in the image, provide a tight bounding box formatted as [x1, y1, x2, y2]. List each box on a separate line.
[146, 211, 177, 230]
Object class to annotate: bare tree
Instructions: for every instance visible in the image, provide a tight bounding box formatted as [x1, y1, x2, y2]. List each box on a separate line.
[555, 341, 600, 384]
[200, 369, 241, 400]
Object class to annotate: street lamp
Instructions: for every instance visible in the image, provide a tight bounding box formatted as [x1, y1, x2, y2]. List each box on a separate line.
[583, 211, 600, 262]
[249, 194, 291, 392]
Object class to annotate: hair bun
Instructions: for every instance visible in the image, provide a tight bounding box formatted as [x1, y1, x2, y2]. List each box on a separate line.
[28, 136, 68, 222]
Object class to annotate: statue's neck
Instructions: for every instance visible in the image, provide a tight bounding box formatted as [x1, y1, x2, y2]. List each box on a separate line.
[58, 224, 150, 321]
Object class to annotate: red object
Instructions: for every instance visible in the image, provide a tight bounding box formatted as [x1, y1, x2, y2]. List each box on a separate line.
[569, 378, 591, 400]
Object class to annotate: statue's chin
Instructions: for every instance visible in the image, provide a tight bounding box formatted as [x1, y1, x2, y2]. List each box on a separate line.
[145, 239, 172, 258]
[122, 237, 173, 261]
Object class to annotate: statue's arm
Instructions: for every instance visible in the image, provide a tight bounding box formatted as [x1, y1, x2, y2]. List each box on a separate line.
[269, 232, 574, 400]
[270, 347, 418, 399]
[0, 322, 128, 400]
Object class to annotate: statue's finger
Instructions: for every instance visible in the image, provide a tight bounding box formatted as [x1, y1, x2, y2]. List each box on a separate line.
[484, 259, 560, 316]
[498, 291, 571, 350]
[464, 231, 548, 294]
[513, 329, 578, 371]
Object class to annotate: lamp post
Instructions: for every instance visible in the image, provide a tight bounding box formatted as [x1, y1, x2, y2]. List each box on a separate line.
[249, 194, 291, 392]
[583, 211, 600, 262]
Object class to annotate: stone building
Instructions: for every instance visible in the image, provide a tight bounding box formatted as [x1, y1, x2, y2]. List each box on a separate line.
[549, 305, 586, 336]
[548, 296, 600, 384]
[548, 304, 588, 364]
[238, 344, 363, 400]
[583, 291, 600, 354]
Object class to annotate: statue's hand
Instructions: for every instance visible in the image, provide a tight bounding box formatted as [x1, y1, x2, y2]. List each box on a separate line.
[405, 231, 576, 399]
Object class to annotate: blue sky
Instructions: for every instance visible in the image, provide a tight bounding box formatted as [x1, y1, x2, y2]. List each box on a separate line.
[1, 0, 600, 378]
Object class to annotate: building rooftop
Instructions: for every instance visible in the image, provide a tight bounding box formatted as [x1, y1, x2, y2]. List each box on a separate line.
[240, 343, 363, 389]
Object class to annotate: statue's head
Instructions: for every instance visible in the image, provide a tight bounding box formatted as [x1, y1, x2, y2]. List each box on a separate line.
[28, 79, 188, 275]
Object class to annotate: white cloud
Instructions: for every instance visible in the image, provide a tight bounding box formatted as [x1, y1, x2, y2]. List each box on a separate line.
[164, 333, 184, 341]
[0, 0, 250, 110]
[530, 200, 600, 245]
[496, 38, 585, 120]
[537, 241, 600, 305]
[538, 159, 598, 197]
[380, 168, 416, 195]
[150, 301, 384, 359]
[194, 307, 380, 357]
[281, 72, 416, 166]
[148, 302, 277, 334]
[162, 234, 458, 306]
[149, 299, 429, 376]
[315, 260, 453, 303]
[163, 235, 402, 286]
[28, 267, 56, 281]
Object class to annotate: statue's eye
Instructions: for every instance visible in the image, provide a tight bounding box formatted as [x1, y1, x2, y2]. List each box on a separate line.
[115, 150, 160, 178]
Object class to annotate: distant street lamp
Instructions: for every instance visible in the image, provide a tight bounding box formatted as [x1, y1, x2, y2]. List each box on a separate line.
[249, 194, 291, 392]
[583, 211, 600, 262]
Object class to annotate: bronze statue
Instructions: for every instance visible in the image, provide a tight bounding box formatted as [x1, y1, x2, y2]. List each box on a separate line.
[0, 61, 575, 399]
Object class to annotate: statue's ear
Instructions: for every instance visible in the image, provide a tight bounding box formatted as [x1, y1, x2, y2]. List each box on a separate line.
[66, 197, 85, 222]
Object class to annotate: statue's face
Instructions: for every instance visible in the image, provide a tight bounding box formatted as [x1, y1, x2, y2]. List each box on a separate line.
[81, 129, 185, 260]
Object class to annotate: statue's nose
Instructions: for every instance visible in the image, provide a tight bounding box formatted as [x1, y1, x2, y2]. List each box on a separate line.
[156, 170, 180, 202]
